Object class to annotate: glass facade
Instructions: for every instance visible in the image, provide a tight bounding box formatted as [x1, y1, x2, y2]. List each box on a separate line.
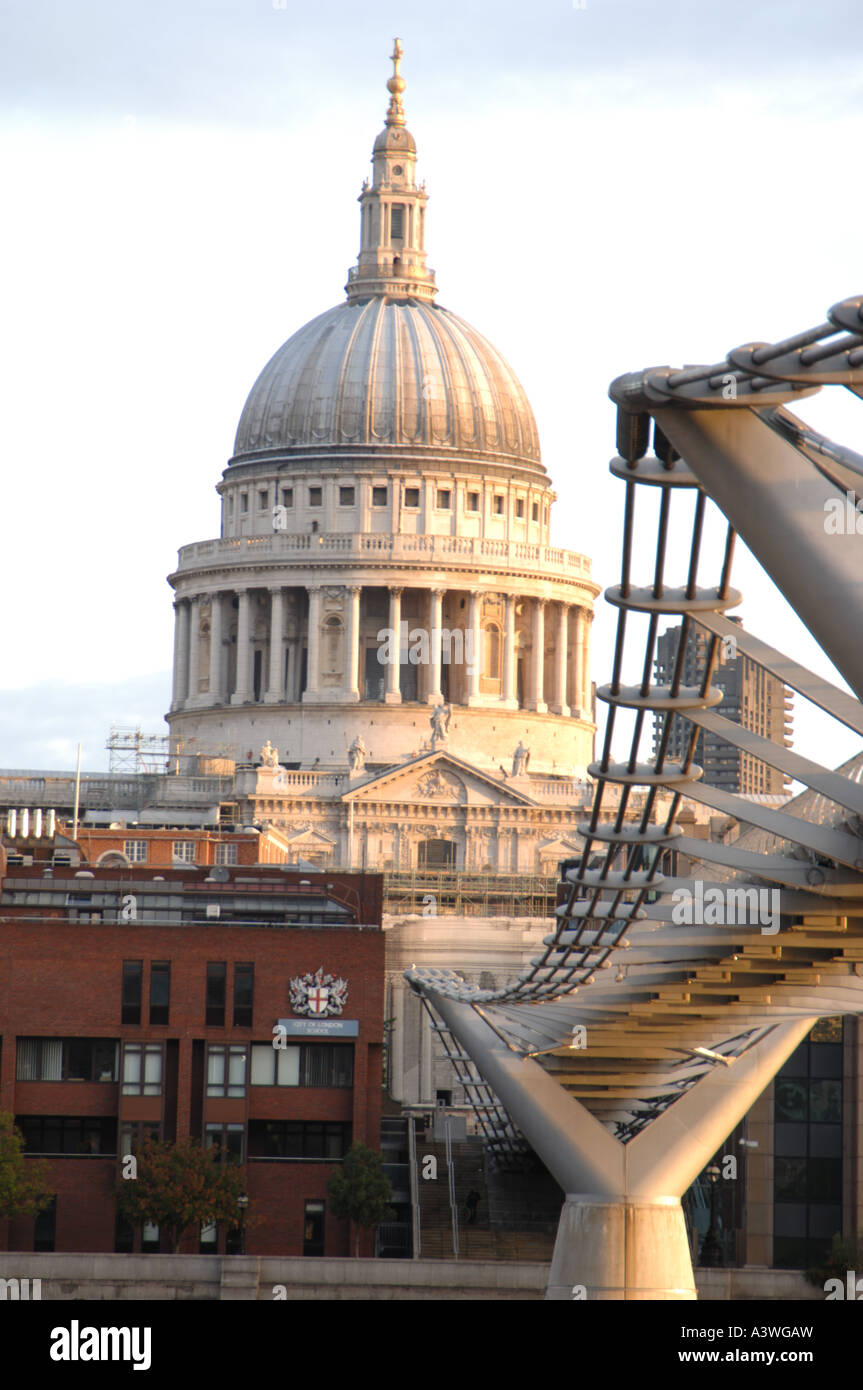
[773, 1017, 843, 1269]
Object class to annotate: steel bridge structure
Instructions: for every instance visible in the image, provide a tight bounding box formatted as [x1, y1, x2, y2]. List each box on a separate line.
[406, 294, 863, 1298]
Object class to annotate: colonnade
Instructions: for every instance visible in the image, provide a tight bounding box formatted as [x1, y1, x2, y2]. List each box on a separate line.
[171, 582, 592, 716]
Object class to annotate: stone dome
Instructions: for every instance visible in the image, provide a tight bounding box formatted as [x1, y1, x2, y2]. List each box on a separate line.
[232, 296, 544, 476]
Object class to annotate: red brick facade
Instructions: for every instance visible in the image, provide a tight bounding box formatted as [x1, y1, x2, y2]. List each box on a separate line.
[0, 864, 384, 1257]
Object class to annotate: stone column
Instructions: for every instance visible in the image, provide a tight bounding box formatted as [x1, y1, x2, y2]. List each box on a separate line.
[303, 585, 322, 701]
[187, 596, 201, 706]
[528, 598, 548, 713]
[344, 584, 361, 702]
[576, 608, 590, 717]
[208, 592, 225, 703]
[552, 603, 570, 716]
[466, 591, 482, 704]
[172, 600, 190, 710]
[426, 588, 444, 704]
[385, 587, 403, 704]
[502, 594, 518, 708]
[265, 587, 285, 703]
[231, 589, 253, 704]
[569, 607, 581, 715]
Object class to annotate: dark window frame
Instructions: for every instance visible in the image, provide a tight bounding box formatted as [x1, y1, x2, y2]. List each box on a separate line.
[206, 962, 227, 1026]
[150, 962, 171, 1026]
[233, 963, 254, 1028]
[122, 961, 143, 1025]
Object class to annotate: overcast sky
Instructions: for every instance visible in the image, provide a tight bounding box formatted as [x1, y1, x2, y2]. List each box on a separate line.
[2, 0, 862, 774]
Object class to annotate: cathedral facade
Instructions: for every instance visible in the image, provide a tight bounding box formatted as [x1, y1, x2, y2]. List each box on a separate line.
[165, 43, 598, 873]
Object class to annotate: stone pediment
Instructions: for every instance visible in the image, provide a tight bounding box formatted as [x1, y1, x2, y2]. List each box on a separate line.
[537, 834, 581, 859]
[284, 825, 337, 848]
[341, 751, 537, 807]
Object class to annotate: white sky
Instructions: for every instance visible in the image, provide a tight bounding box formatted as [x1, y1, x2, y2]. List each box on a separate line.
[2, 0, 862, 773]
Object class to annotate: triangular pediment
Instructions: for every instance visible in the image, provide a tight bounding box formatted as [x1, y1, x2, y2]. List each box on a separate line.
[537, 834, 582, 856]
[284, 826, 338, 848]
[341, 751, 537, 807]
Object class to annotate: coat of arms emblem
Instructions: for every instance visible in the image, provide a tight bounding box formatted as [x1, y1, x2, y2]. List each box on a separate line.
[289, 967, 349, 1017]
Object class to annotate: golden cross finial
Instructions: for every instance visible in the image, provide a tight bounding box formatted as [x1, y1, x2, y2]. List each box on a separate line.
[386, 37, 406, 125]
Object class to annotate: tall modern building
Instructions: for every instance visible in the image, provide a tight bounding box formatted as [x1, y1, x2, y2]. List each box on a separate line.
[164, 42, 599, 875]
[653, 619, 794, 795]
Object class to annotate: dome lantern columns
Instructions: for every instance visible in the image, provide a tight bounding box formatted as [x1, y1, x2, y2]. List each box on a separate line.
[345, 39, 437, 304]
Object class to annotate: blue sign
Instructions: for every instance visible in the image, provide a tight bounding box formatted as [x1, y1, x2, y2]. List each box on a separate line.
[276, 1018, 359, 1038]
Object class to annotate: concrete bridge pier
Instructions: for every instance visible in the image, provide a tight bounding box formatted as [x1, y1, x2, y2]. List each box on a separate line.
[427, 991, 816, 1300]
[547, 1195, 695, 1300]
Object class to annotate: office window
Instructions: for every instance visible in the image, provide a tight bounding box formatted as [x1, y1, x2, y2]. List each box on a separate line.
[304, 1200, 325, 1256]
[205, 1123, 245, 1163]
[122, 1043, 163, 1096]
[199, 1221, 218, 1253]
[150, 962, 170, 1026]
[251, 1043, 300, 1087]
[773, 1018, 843, 1269]
[466, 492, 479, 512]
[207, 1044, 247, 1097]
[233, 963, 254, 1028]
[404, 487, 420, 509]
[206, 963, 227, 1025]
[17, 1115, 117, 1156]
[249, 1042, 352, 1088]
[122, 962, 143, 1025]
[493, 495, 504, 515]
[172, 840, 196, 864]
[214, 842, 238, 866]
[339, 486, 355, 507]
[119, 1122, 160, 1157]
[124, 840, 148, 863]
[249, 1120, 350, 1160]
[141, 1223, 160, 1253]
[308, 487, 322, 507]
[372, 486, 387, 507]
[16, 1038, 118, 1083]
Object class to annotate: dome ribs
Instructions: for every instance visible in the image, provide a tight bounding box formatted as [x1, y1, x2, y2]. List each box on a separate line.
[230, 300, 544, 474]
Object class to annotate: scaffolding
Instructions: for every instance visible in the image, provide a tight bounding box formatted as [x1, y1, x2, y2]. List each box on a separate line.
[106, 726, 171, 775]
[382, 871, 558, 919]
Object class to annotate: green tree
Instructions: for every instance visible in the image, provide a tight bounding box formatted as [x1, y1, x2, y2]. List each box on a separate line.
[114, 1136, 248, 1253]
[327, 1141, 394, 1257]
[0, 1112, 54, 1222]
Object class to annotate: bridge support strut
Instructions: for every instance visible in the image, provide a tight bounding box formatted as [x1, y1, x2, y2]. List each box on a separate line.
[427, 991, 816, 1300]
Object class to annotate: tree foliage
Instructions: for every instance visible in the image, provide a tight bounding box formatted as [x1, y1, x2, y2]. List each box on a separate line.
[327, 1141, 394, 1256]
[114, 1136, 248, 1253]
[0, 1112, 54, 1222]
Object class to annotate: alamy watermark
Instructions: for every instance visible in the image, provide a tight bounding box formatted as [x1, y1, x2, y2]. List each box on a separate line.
[824, 492, 863, 534]
[672, 883, 780, 935]
[376, 622, 477, 673]
[0, 1277, 41, 1300]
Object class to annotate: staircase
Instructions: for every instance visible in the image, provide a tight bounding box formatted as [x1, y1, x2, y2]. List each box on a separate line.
[415, 1135, 556, 1262]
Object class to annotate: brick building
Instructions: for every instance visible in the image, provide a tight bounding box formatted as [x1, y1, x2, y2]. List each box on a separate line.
[0, 861, 384, 1257]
